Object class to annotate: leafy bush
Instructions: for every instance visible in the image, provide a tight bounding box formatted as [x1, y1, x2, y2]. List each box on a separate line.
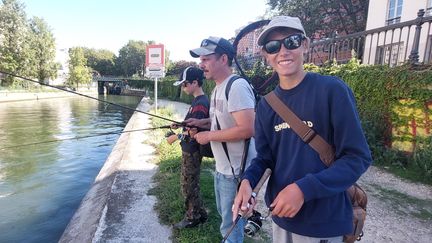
[414, 136, 432, 178]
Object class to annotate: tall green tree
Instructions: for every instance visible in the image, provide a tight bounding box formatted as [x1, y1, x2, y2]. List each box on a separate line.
[0, 0, 29, 86]
[117, 40, 154, 77]
[268, 0, 369, 39]
[67, 47, 91, 89]
[82, 47, 117, 76]
[27, 17, 58, 83]
[165, 60, 197, 76]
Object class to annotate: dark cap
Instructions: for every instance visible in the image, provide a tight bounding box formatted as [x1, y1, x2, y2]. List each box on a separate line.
[190, 36, 236, 58]
[173, 66, 204, 86]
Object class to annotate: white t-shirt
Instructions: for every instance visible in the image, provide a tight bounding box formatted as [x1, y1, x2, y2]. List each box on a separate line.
[210, 74, 257, 176]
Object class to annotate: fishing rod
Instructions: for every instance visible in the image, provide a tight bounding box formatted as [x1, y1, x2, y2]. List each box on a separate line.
[0, 125, 173, 150]
[0, 70, 183, 125]
[221, 168, 272, 243]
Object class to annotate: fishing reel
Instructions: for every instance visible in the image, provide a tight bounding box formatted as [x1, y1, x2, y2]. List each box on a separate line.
[165, 128, 175, 138]
[244, 210, 263, 237]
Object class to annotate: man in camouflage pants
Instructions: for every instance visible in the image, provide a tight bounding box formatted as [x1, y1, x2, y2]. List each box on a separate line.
[167, 66, 209, 229]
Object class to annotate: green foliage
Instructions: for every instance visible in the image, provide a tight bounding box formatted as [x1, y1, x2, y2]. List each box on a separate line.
[246, 58, 276, 95]
[166, 60, 198, 76]
[268, 0, 369, 38]
[82, 47, 117, 76]
[0, 0, 29, 86]
[306, 58, 432, 179]
[413, 136, 432, 179]
[67, 47, 92, 89]
[27, 17, 58, 82]
[117, 40, 153, 77]
[0, 0, 57, 87]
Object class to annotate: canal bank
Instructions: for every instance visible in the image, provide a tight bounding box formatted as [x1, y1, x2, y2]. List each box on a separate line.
[59, 98, 188, 243]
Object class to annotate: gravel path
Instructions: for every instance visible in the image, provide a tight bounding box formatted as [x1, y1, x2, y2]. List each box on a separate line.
[357, 166, 432, 243]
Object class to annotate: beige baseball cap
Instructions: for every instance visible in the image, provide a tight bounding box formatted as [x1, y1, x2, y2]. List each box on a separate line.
[257, 16, 306, 45]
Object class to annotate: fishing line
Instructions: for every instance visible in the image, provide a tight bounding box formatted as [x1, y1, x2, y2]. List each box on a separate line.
[0, 70, 183, 125]
[0, 125, 172, 150]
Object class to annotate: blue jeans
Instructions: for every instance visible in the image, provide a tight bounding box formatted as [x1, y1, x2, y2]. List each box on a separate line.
[214, 171, 245, 243]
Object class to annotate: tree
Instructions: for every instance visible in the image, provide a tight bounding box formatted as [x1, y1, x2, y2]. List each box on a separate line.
[27, 17, 58, 83]
[67, 47, 91, 89]
[0, 0, 29, 86]
[165, 60, 197, 76]
[82, 47, 117, 76]
[268, 0, 369, 39]
[117, 40, 154, 77]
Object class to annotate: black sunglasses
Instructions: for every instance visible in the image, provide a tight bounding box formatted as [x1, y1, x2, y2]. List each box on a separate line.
[263, 33, 306, 54]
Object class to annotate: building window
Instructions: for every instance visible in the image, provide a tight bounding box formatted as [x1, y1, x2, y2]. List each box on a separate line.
[375, 42, 404, 67]
[386, 0, 403, 25]
[427, 0, 432, 16]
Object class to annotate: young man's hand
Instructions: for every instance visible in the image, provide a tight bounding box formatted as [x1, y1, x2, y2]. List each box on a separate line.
[232, 179, 255, 221]
[270, 183, 304, 218]
[170, 123, 179, 129]
[184, 118, 211, 130]
[187, 127, 198, 138]
[193, 131, 211, 144]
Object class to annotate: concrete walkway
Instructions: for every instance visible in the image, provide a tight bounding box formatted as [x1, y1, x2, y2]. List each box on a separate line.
[60, 98, 189, 243]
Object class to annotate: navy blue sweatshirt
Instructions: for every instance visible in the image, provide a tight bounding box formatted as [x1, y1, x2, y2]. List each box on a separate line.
[243, 72, 372, 237]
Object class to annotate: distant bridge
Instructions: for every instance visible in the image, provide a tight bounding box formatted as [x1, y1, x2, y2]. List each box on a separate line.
[94, 76, 146, 96]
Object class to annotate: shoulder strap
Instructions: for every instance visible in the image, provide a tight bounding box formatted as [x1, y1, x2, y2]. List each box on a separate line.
[215, 74, 249, 181]
[225, 75, 242, 100]
[264, 91, 335, 167]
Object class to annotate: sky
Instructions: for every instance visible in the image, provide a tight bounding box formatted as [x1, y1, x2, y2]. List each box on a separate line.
[21, 0, 270, 62]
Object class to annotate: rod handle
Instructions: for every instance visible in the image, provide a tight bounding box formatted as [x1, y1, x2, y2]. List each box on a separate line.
[251, 168, 272, 198]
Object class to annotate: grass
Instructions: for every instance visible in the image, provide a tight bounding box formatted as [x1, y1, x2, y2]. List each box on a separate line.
[376, 163, 432, 185]
[371, 184, 432, 221]
[147, 107, 270, 243]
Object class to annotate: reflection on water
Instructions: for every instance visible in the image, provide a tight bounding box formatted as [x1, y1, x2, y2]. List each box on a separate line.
[0, 95, 142, 243]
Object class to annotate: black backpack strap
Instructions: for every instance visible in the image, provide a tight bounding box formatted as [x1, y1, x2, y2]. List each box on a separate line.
[216, 74, 249, 182]
[215, 115, 239, 183]
[225, 75, 242, 100]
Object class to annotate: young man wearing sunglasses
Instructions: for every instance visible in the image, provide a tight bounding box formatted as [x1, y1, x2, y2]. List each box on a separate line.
[185, 36, 256, 243]
[167, 66, 210, 229]
[233, 16, 372, 242]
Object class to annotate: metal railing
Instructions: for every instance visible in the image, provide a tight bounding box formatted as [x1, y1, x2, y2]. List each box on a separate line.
[306, 9, 432, 66]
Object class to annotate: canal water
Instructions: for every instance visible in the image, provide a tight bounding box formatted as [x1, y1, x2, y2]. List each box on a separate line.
[0, 95, 143, 243]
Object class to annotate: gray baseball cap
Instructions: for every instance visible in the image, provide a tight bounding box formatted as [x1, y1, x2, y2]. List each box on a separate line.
[190, 36, 236, 58]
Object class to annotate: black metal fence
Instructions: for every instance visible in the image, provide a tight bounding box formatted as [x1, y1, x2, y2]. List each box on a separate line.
[306, 9, 432, 66]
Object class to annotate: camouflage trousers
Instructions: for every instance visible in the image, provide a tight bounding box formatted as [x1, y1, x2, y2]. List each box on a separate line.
[181, 150, 207, 221]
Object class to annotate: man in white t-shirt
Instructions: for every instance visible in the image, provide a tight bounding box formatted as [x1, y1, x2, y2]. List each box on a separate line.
[185, 36, 256, 243]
